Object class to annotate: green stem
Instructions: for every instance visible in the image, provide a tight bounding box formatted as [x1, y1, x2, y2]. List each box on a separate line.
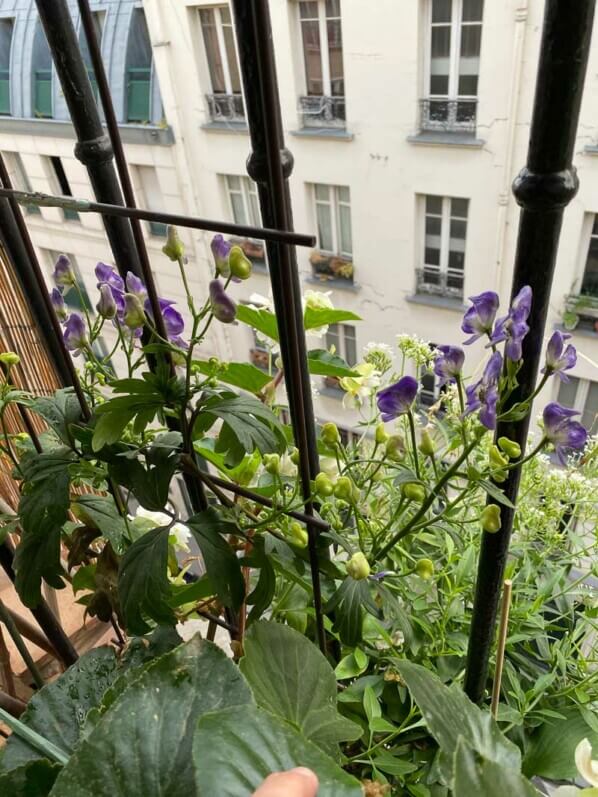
[0, 707, 69, 764]
[407, 411, 421, 480]
[0, 600, 44, 689]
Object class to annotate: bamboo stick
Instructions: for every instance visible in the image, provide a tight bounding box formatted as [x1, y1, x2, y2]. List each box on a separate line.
[491, 579, 513, 718]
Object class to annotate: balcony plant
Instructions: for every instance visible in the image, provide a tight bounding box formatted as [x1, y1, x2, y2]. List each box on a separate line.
[0, 234, 596, 795]
[310, 250, 354, 283]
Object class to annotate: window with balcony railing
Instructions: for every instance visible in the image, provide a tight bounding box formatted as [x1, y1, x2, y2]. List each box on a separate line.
[224, 175, 266, 267]
[298, 0, 345, 128]
[311, 184, 353, 284]
[200, 5, 245, 124]
[126, 8, 152, 123]
[417, 195, 467, 300]
[32, 20, 52, 118]
[420, 0, 483, 135]
[0, 19, 13, 116]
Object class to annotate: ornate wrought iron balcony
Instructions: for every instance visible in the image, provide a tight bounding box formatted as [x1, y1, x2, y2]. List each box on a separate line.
[298, 95, 345, 128]
[205, 93, 245, 123]
[419, 98, 477, 135]
[415, 268, 464, 300]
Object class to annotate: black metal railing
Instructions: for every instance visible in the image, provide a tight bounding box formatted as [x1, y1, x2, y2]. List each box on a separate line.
[298, 95, 345, 128]
[415, 267, 464, 300]
[419, 98, 477, 135]
[206, 92, 245, 123]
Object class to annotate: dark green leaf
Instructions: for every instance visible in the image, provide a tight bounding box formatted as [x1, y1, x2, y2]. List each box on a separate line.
[194, 705, 363, 797]
[453, 737, 536, 797]
[108, 434, 180, 512]
[235, 304, 279, 341]
[30, 388, 82, 446]
[479, 480, 516, 509]
[245, 542, 276, 623]
[118, 526, 175, 634]
[91, 408, 136, 452]
[307, 349, 358, 378]
[0, 760, 60, 796]
[523, 706, 598, 780]
[303, 307, 361, 331]
[240, 621, 360, 754]
[50, 638, 252, 797]
[168, 574, 214, 608]
[187, 508, 245, 609]
[192, 360, 271, 394]
[71, 495, 129, 553]
[325, 577, 372, 646]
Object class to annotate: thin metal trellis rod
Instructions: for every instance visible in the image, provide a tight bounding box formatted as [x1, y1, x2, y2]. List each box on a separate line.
[231, 0, 326, 652]
[464, 0, 596, 702]
[0, 187, 315, 248]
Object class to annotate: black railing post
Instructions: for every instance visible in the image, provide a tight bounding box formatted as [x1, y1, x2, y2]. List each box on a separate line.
[464, 0, 596, 702]
[230, 0, 326, 651]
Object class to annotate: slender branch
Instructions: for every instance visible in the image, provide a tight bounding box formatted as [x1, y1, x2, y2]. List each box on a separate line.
[0, 599, 44, 689]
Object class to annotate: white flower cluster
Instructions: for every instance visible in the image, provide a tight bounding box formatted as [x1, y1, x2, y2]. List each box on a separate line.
[396, 334, 436, 368]
[363, 341, 394, 374]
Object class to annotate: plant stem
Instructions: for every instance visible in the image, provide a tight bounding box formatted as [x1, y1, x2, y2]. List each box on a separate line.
[407, 411, 420, 480]
[0, 707, 69, 764]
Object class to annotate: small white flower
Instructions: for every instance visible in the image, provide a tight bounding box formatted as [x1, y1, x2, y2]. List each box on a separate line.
[576, 738, 598, 787]
[363, 342, 394, 373]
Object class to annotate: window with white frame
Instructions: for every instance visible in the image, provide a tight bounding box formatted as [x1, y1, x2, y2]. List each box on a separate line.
[132, 165, 167, 237]
[298, 0, 345, 126]
[225, 175, 260, 228]
[557, 377, 598, 436]
[314, 184, 352, 257]
[581, 215, 598, 297]
[422, 0, 483, 132]
[418, 195, 468, 299]
[199, 5, 244, 121]
[3, 152, 39, 214]
[326, 323, 356, 366]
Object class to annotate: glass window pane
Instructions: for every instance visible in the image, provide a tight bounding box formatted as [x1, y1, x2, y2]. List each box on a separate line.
[220, 5, 231, 23]
[327, 19, 344, 96]
[248, 191, 260, 227]
[300, 1, 319, 19]
[583, 232, 598, 296]
[426, 216, 442, 236]
[557, 376, 579, 409]
[450, 219, 467, 240]
[459, 25, 481, 97]
[230, 192, 246, 225]
[343, 325, 357, 366]
[326, 324, 340, 351]
[337, 186, 350, 203]
[315, 184, 329, 201]
[462, 0, 484, 22]
[301, 19, 323, 95]
[592, 216, 598, 235]
[448, 250, 465, 272]
[430, 75, 449, 95]
[432, 0, 452, 23]
[431, 25, 451, 57]
[326, 0, 341, 18]
[338, 203, 352, 255]
[200, 9, 226, 93]
[582, 382, 598, 432]
[425, 248, 441, 266]
[451, 197, 469, 217]
[222, 24, 241, 93]
[226, 175, 241, 190]
[317, 202, 334, 251]
[426, 195, 442, 215]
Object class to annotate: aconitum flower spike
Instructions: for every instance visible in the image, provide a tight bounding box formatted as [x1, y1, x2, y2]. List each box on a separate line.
[542, 402, 588, 464]
[123, 293, 146, 329]
[51, 288, 67, 321]
[95, 261, 124, 293]
[209, 279, 237, 323]
[464, 351, 502, 430]
[462, 291, 499, 344]
[126, 272, 147, 299]
[542, 330, 577, 381]
[489, 285, 532, 361]
[433, 345, 465, 385]
[96, 284, 117, 319]
[53, 254, 75, 287]
[162, 226, 185, 262]
[376, 376, 418, 422]
[211, 234, 232, 277]
[63, 313, 87, 353]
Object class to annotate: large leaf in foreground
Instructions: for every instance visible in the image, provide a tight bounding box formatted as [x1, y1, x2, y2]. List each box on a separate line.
[50, 638, 251, 797]
[0, 760, 60, 796]
[523, 706, 598, 780]
[2, 647, 118, 771]
[240, 621, 360, 754]
[194, 705, 362, 797]
[71, 495, 129, 553]
[453, 738, 536, 797]
[30, 388, 83, 445]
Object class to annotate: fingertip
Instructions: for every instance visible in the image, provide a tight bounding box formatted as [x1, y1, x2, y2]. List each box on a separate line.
[290, 767, 319, 790]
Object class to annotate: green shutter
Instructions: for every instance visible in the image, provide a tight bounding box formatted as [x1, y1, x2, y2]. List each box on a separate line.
[126, 68, 151, 123]
[0, 69, 9, 115]
[34, 70, 52, 118]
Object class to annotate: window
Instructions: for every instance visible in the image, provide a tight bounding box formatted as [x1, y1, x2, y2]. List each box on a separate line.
[32, 20, 52, 118]
[78, 10, 105, 99]
[199, 6, 244, 122]
[126, 8, 152, 123]
[3, 152, 40, 215]
[0, 19, 13, 115]
[298, 0, 345, 127]
[314, 184, 351, 256]
[133, 165, 167, 237]
[226, 175, 260, 227]
[48, 157, 79, 222]
[422, 0, 483, 133]
[417, 195, 467, 299]
[326, 323, 356, 365]
[557, 377, 598, 436]
[581, 216, 598, 297]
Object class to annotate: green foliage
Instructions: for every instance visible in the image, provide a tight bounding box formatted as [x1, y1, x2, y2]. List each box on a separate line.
[453, 738, 537, 797]
[71, 495, 129, 553]
[108, 432, 181, 511]
[192, 359, 272, 393]
[307, 349, 358, 378]
[235, 303, 279, 341]
[523, 707, 598, 780]
[0, 761, 60, 796]
[30, 388, 83, 445]
[303, 307, 361, 331]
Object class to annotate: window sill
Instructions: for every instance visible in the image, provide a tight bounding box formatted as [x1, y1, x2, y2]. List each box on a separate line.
[407, 131, 484, 148]
[0, 117, 175, 145]
[319, 386, 344, 399]
[584, 145, 598, 155]
[290, 127, 353, 142]
[407, 293, 466, 312]
[305, 275, 359, 292]
[200, 120, 249, 134]
[251, 261, 268, 274]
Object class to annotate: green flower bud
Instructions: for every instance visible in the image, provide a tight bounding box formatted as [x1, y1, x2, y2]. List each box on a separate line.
[346, 552, 370, 580]
[334, 476, 354, 502]
[288, 521, 308, 548]
[467, 464, 482, 481]
[263, 453, 280, 475]
[375, 422, 389, 445]
[123, 293, 146, 329]
[0, 352, 20, 367]
[162, 226, 185, 261]
[385, 434, 405, 462]
[321, 422, 341, 447]
[419, 429, 436, 457]
[498, 436, 522, 459]
[415, 558, 434, 580]
[229, 245, 252, 280]
[481, 504, 501, 533]
[489, 444, 509, 469]
[492, 469, 507, 483]
[314, 472, 334, 497]
[290, 448, 300, 466]
[402, 482, 426, 503]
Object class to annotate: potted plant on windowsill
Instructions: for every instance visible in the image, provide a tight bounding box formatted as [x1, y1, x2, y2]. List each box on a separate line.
[309, 250, 354, 283]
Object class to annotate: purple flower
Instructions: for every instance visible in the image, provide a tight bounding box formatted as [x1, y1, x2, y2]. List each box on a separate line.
[209, 279, 237, 323]
[123, 293, 146, 329]
[376, 376, 418, 422]
[53, 254, 75, 287]
[462, 291, 500, 344]
[465, 351, 502, 430]
[126, 271, 147, 300]
[543, 402, 588, 464]
[51, 288, 67, 321]
[542, 331, 577, 381]
[210, 234, 232, 277]
[434, 345, 465, 385]
[96, 284, 117, 319]
[95, 261, 124, 293]
[63, 313, 87, 354]
[489, 286, 532, 362]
